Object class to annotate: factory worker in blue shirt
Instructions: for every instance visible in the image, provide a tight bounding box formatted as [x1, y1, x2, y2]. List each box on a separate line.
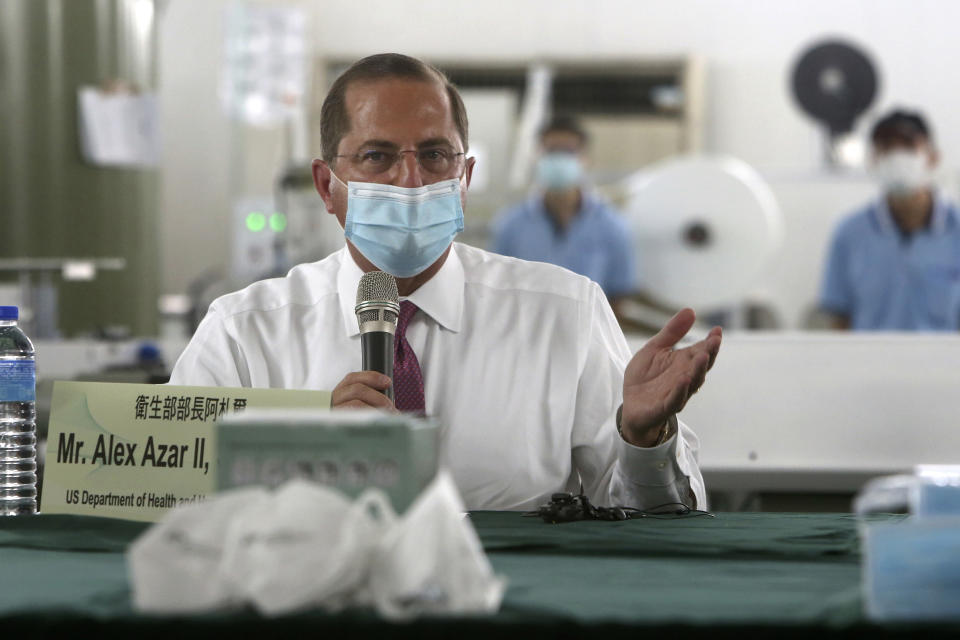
[820, 109, 960, 331]
[490, 114, 637, 320]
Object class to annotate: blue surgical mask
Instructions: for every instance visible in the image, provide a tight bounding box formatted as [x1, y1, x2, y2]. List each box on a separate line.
[333, 173, 465, 278]
[536, 153, 583, 190]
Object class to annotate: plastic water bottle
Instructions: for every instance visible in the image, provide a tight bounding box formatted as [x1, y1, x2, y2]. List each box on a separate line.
[0, 306, 37, 515]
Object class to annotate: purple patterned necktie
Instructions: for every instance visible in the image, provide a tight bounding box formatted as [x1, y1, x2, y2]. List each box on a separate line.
[393, 300, 425, 414]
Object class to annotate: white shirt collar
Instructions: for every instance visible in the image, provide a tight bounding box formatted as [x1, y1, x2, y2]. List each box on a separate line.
[336, 244, 465, 337]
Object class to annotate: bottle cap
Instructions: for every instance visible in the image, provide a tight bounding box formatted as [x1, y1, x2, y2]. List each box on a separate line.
[0, 306, 18, 321]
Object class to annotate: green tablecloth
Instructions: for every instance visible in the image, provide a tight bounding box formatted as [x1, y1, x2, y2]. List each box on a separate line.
[0, 511, 952, 638]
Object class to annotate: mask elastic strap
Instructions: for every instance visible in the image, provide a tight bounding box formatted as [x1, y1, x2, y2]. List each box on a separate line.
[329, 169, 348, 190]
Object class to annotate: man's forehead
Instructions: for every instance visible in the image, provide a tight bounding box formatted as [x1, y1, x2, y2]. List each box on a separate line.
[873, 120, 930, 149]
[874, 134, 930, 150]
[542, 130, 584, 147]
[341, 76, 455, 142]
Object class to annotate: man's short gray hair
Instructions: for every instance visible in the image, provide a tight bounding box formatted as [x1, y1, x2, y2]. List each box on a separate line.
[319, 53, 469, 164]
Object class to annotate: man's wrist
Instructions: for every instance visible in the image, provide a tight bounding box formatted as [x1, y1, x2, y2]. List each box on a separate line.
[615, 404, 672, 448]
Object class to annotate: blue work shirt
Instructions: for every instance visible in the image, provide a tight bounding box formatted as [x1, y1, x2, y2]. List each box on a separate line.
[490, 192, 637, 297]
[819, 192, 960, 331]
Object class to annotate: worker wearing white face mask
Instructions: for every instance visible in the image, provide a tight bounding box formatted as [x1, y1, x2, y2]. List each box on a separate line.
[490, 114, 637, 322]
[820, 109, 960, 331]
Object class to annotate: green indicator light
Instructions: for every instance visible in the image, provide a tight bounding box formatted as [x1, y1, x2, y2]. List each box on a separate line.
[269, 212, 287, 232]
[246, 211, 266, 232]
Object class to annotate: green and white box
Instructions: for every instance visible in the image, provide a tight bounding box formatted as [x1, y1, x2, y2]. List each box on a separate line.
[216, 409, 438, 511]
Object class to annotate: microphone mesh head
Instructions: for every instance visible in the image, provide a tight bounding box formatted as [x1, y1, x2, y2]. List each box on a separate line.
[357, 271, 399, 305]
[356, 271, 399, 325]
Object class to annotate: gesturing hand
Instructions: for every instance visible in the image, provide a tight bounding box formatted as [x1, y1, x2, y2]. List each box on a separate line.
[619, 308, 722, 447]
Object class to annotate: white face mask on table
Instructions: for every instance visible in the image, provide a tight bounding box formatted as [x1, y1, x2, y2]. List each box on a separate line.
[368, 470, 506, 619]
[873, 150, 933, 196]
[127, 471, 505, 618]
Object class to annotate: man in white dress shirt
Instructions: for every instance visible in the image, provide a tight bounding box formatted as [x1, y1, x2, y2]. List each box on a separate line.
[169, 53, 722, 511]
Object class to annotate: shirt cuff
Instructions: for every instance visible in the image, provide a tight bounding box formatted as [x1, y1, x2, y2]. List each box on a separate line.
[616, 414, 683, 488]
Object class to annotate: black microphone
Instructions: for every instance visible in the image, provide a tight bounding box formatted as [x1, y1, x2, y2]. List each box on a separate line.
[355, 271, 400, 402]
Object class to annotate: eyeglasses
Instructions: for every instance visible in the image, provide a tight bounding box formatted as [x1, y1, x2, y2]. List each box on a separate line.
[335, 146, 466, 180]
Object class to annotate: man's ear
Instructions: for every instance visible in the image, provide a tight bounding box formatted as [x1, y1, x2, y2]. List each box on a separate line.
[463, 155, 477, 190]
[929, 148, 941, 170]
[312, 159, 336, 213]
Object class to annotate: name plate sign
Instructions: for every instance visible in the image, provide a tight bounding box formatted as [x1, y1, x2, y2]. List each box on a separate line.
[41, 381, 331, 521]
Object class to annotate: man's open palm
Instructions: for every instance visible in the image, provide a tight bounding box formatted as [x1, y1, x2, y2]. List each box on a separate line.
[620, 308, 722, 446]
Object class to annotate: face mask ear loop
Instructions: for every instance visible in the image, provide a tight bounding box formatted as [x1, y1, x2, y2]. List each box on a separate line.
[329, 169, 348, 191]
